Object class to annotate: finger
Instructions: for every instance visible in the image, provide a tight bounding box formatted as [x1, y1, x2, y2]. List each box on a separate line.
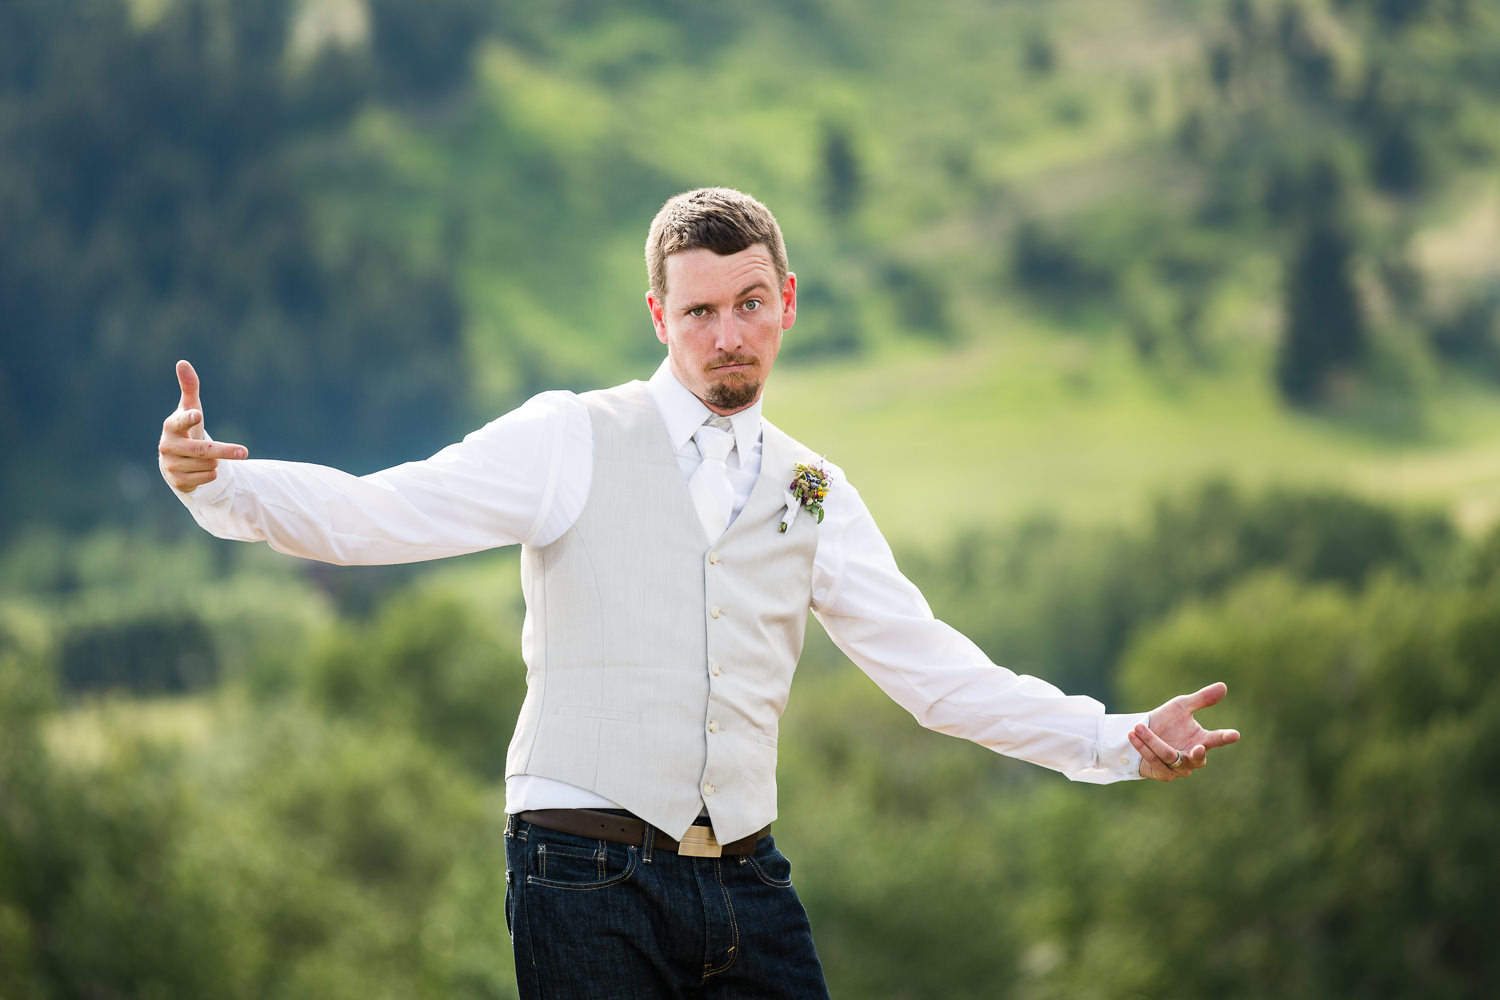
[1129, 729, 1185, 781]
[165, 408, 205, 437]
[176, 360, 202, 414]
[159, 436, 247, 461]
[1127, 729, 1164, 779]
[1134, 722, 1185, 769]
[164, 456, 219, 474]
[1202, 728, 1241, 750]
[169, 469, 218, 493]
[1129, 725, 1176, 779]
[1179, 681, 1229, 714]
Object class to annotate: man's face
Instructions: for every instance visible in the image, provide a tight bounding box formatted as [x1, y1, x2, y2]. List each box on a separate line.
[647, 245, 797, 415]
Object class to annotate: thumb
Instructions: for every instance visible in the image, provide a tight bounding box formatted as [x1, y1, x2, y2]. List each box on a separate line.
[176, 359, 203, 414]
[1182, 681, 1229, 714]
[175, 360, 208, 439]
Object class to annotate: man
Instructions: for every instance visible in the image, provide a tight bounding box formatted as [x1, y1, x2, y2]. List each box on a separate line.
[160, 187, 1239, 998]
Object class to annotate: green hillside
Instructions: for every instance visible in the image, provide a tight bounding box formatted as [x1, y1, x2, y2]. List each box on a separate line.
[6, 3, 1500, 997]
[9, 0, 1500, 533]
[276, 0, 1500, 548]
[772, 327, 1500, 548]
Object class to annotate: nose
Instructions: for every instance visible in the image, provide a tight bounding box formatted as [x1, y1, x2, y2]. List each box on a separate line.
[712, 314, 743, 352]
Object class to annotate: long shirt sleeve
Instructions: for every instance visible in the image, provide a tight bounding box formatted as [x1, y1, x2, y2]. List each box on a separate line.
[809, 470, 1144, 782]
[170, 390, 592, 563]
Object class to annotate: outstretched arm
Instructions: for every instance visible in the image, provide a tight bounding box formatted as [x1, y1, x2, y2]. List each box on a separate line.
[808, 468, 1243, 784]
[156, 360, 591, 564]
[158, 359, 248, 492]
[1128, 682, 1241, 782]
[812, 472, 1148, 782]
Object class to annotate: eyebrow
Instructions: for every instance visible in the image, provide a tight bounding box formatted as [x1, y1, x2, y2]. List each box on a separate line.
[681, 282, 771, 314]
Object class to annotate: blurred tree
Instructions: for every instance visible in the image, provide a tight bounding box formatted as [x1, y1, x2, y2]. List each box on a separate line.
[58, 612, 219, 695]
[366, 0, 494, 102]
[1430, 284, 1500, 378]
[820, 121, 861, 221]
[0, 609, 511, 1000]
[1180, 0, 1499, 405]
[1009, 217, 1116, 303]
[0, 0, 473, 536]
[1465, 521, 1500, 586]
[880, 261, 953, 341]
[1209, 39, 1235, 94]
[1362, 0, 1439, 30]
[306, 588, 526, 779]
[1023, 30, 1057, 76]
[1, 624, 236, 999]
[903, 480, 1454, 701]
[1369, 115, 1428, 196]
[1086, 572, 1500, 999]
[1276, 217, 1368, 405]
[1276, 3, 1336, 96]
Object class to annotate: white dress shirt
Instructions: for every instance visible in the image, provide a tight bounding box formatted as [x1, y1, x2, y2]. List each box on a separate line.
[174, 361, 1144, 812]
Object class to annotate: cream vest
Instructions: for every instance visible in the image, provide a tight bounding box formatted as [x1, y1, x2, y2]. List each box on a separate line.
[506, 381, 821, 842]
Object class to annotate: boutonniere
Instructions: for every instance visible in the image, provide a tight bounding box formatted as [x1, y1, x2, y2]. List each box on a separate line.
[779, 461, 831, 532]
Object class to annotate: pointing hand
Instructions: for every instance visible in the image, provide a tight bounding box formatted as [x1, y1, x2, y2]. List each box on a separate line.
[1129, 682, 1241, 782]
[158, 360, 248, 492]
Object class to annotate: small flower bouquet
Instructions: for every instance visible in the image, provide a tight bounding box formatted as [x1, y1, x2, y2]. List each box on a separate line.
[779, 461, 831, 532]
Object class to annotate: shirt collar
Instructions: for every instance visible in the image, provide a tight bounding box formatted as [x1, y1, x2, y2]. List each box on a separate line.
[647, 359, 763, 457]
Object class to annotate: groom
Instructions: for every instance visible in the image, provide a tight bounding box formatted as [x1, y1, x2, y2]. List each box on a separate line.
[160, 187, 1239, 998]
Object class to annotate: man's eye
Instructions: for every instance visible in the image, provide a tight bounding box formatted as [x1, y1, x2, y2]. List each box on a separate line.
[742, 299, 761, 312]
[688, 307, 707, 317]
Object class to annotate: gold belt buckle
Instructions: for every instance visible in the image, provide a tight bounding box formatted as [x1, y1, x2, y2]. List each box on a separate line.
[677, 826, 723, 858]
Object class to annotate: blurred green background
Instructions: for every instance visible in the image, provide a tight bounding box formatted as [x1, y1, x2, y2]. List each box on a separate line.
[4, 0, 1500, 996]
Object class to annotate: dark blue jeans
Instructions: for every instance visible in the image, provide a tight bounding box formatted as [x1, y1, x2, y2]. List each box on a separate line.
[505, 815, 830, 999]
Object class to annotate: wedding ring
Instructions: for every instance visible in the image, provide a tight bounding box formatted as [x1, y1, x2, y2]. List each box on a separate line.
[1169, 751, 1188, 769]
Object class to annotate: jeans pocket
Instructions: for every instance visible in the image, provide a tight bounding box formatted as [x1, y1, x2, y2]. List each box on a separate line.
[745, 846, 794, 889]
[529, 839, 639, 891]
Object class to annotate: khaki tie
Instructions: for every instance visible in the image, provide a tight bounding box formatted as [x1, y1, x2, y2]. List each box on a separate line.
[689, 417, 736, 540]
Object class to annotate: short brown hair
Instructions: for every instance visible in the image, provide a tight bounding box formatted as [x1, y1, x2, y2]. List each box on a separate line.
[645, 187, 789, 301]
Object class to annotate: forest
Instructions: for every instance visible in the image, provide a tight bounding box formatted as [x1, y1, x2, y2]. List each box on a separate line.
[3, 0, 1500, 996]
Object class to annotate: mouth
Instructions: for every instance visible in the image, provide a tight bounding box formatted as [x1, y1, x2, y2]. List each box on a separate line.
[710, 357, 758, 374]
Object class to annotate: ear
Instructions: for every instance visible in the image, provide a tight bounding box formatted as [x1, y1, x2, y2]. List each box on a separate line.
[646, 290, 668, 345]
[779, 272, 797, 332]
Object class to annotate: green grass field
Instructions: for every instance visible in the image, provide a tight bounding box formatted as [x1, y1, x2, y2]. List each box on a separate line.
[770, 330, 1500, 549]
[45, 693, 226, 766]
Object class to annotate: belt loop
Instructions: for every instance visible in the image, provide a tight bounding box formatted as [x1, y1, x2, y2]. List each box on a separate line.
[642, 822, 654, 864]
[505, 814, 516, 838]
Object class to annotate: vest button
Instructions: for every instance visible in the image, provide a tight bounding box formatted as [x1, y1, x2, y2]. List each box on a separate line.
[710, 661, 723, 676]
[710, 606, 721, 619]
[707, 720, 720, 734]
[708, 551, 720, 565]
[702, 782, 717, 797]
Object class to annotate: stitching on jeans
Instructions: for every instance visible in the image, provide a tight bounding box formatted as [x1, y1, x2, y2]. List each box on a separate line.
[526, 845, 639, 891]
[702, 859, 739, 979]
[746, 850, 793, 889]
[514, 846, 539, 977]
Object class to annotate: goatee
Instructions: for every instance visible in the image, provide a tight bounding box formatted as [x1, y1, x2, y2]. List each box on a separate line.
[704, 355, 762, 410]
[705, 376, 762, 411]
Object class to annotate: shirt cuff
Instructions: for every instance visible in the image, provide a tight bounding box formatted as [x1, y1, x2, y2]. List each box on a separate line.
[1068, 711, 1149, 783]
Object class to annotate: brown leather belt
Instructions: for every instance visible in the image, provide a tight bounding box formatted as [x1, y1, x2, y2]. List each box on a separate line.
[516, 808, 769, 858]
